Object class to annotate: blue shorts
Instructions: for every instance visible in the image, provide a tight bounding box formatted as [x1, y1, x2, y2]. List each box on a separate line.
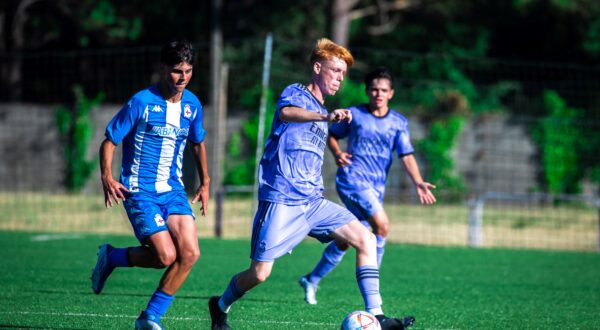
[337, 186, 383, 225]
[123, 190, 195, 243]
[250, 198, 355, 262]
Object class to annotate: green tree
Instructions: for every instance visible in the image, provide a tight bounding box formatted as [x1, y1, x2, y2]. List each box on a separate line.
[532, 90, 582, 194]
[224, 86, 276, 186]
[55, 86, 104, 191]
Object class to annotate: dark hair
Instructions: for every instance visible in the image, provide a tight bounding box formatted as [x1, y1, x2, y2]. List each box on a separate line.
[364, 66, 394, 89]
[160, 40, 195, 66]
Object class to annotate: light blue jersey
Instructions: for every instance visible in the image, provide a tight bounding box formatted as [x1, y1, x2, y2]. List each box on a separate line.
[258, 84, 329, 205]
[330, 104, 414, 203]
[105, 85, 206, 194]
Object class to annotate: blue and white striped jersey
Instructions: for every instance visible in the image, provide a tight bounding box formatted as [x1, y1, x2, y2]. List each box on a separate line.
[105, 85, 205, 194]
[258, 84, 328, 205]
[330, 104, 414, 201]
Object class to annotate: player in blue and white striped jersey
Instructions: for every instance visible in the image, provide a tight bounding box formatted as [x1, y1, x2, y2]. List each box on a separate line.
[299, 67, 436, 306]
[208, 40, 415, 330]
[91, 40, 210, 330]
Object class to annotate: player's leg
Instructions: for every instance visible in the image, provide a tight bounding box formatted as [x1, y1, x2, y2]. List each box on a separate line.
[136, 214, 199, 329]
[156, 214, 200, 293]
[209, 201, 310, 329]
[343, 189, 388, 268]
[137, 191, 200, 329]
[212, 260, 274, 316]
[367, 210, 390, 267]
[332, 215, 414, 329]
[331, 219, 381, 307]
[299, 239, 348, 304]
[91, 193, 171, 294]
[133, 230, 177, 330]
[300, 190, 378, 302]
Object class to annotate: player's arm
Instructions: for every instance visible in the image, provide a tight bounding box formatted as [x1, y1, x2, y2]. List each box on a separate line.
[400, 154, 436, 205]
[99, 138, 129, 208]
[190, 141, 210, 216]
[280, 106, 352, 123]
[327, 134, 352, 167]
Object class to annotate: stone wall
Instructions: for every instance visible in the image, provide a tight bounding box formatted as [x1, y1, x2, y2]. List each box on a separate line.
[0, 103, 544, 195]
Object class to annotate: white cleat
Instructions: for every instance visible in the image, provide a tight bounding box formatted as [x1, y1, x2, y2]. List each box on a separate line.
[298, 275, 318, 305]
[135, 311, 163, 330]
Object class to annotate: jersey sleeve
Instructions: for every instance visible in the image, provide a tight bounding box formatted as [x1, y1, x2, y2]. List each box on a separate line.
[105, 97, 143, 145]
[272, 85, 309, 136]
[395, 118, 415, 157]
[277, 85, 311, 112]
[277, 94, 306, 110]
[188, 102, 206, 143]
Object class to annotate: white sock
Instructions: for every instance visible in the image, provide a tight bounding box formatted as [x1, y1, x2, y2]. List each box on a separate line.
[368, 307, 383, 316]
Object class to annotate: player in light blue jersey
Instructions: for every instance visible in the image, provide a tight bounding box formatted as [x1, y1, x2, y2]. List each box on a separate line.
[299, 67, 436, 306]
[91, 40, 210, 330]
[208, 39, 415, 330]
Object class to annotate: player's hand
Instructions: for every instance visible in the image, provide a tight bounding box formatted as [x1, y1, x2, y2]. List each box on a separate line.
[335, 152, 353, 167]
[328, 109, 352, 123]
[191, 184, 209, 216]
[101, 176, 129, 208]
[416, 182, 436, 205]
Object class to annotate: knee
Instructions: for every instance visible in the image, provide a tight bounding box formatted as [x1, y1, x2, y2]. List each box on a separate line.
[253, 267, 272, 284]
[180, 247, 200, 268]
[374, 222, 389, 237]
[356, 230, 376, 252]
[155, 248, 177, 268]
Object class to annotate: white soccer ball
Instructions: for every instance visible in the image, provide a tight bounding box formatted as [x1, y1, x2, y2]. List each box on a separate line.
[340, 311, 381, 330]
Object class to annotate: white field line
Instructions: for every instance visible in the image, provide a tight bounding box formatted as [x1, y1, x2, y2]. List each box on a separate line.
[0, 310, 338, 327]
[30, 233, 84, 241]
[0, 310, 461, 329]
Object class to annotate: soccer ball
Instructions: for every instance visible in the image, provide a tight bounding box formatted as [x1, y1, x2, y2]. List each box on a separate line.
[340, 311, 381, 330]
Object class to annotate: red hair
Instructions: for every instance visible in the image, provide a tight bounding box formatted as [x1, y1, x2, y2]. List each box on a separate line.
[309, 38, 354, 67]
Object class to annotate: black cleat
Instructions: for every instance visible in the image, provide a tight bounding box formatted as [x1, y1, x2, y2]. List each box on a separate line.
[376, 315, 415, 330]
[208, 296, 230, 330]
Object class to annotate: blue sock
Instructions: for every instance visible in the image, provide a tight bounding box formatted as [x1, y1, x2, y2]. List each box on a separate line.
[221, 275, 246, 308]
[376, 235, 386, 268]
[108, 247, 131, 267]
[145, 289, 174, 321]
[309, 242, 346, 284]
[356, 265, 382, 311]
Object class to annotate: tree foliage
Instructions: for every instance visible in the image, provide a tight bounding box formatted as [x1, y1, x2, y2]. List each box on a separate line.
[55, 86, 104, 192]
[224, 86, 277, 186]
[532, 90, 583, 194]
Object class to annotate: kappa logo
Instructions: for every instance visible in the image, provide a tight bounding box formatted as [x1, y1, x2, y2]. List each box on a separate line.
[184, 104, 192, 118]
[151, 105, 163, 113]
[154, 214, 165, 227]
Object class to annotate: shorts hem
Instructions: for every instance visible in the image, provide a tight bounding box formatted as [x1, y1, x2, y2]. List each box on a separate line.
[139, 227, 169, 244]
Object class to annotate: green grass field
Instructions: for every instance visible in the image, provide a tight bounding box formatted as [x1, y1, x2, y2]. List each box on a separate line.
[1, 231, 599, 329]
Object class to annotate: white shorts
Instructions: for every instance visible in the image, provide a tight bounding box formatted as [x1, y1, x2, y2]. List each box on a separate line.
[250, 198, 355, 261]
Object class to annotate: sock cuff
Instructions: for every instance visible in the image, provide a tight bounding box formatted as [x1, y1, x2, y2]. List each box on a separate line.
[155, 289, 174, 301]
[124, 247, 132, 267]
[356, 265, 379, 280]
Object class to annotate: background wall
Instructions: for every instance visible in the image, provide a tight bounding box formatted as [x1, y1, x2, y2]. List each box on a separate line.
[0, 103, 542, 195]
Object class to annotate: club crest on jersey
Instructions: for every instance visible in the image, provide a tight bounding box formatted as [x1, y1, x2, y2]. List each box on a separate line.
[154, 214, 165, 227]
[151, 105, 163, 113]
[184, 104, 192, 118]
